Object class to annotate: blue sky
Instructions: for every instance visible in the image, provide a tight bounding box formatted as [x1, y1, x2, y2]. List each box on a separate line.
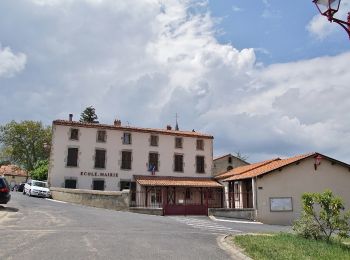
[208, 0, 350, 64]
[0, 0, 349, 162]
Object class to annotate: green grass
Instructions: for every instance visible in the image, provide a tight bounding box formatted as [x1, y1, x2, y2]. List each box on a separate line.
[233, 233, 350, 260]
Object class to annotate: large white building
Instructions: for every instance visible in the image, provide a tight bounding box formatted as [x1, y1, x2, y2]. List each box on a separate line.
[48, 117, 219, 193]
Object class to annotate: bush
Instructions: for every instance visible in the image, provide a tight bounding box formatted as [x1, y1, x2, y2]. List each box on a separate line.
[293, 190, 350, 242]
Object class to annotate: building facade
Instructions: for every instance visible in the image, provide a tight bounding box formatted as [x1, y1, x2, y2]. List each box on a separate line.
[216, 153, 350, 225]
[213, 154, 249, 176]
[48, 118, 223, 214]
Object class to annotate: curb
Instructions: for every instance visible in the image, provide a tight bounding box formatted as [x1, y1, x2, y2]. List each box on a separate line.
[217, 235, 252, 260]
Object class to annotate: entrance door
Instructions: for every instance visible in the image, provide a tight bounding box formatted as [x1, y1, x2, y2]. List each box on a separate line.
[93, 180, 105, 190]
[163, 187, 208, 216]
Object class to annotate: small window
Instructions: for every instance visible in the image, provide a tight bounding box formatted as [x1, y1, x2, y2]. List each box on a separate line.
[97, 130, 106, 142]
[148, 152, 159, 172]
[150, 135, 159, 146]
[120, 181, 131, 191]
[65, 179, 77, 189]
[196, 139, 204, 150]
[67, 148, 78, 167]
[174, 154, 184, 172]
[92, 180, 105, 191]
[196, 156, 205, 173]
[94, 149, 106, 169]
[70, 128, 79, 140]
[228, 156, 232, 163]
[121, 151, 132, 170]
[175, 137, 183, 148]
[123, 133, 132, 144]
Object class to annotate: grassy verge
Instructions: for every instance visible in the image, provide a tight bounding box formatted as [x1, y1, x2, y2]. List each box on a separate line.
[233, 233, 350, 260]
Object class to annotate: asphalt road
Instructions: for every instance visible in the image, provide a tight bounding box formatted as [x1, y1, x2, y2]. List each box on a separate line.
[0, 192, 289, 260]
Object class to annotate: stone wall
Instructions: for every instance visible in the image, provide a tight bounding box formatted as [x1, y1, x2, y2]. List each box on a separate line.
[129, 207, 163, 216]
[208, 208, 256, 220]
[50, 187, 130, 211]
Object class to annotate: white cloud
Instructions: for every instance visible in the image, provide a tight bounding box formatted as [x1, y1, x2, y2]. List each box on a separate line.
[307, 0, 350, 39]
[0, 45, 27, 78]
[0, 0, 350, 162]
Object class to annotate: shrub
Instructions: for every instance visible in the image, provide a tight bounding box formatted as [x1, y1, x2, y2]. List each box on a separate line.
[293, 190, 350, 242]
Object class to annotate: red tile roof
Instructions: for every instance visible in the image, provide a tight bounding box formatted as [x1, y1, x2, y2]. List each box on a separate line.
[134, 175, 223, 188]
[215, 158, 280, 180]
[223, 153, 316, 181]
[53, 120, 213, 139]
[0, 165, 28, 177]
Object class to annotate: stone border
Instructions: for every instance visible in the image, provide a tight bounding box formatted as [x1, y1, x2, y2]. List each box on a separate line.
[217, 234, 252, 260]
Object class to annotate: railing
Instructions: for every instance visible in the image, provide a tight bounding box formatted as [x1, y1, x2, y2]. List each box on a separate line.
[129, 189, 224, 209]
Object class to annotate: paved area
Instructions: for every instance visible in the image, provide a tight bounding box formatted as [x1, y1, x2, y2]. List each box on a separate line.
[0, 193, 290, 260]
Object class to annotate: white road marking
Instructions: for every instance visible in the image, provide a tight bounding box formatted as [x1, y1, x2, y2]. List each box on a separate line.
[45, 199, 67, 204]
[170, 216, 242, 234]
[209, 215, 263, 225]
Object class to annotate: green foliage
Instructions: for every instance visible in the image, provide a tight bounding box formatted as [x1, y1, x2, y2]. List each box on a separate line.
[234, 233, 350, 260]
[293, 190, 350, 242]
[0, 121, 52, 171]
[30, 159, 49, 181]
[80, 106, 99, 123]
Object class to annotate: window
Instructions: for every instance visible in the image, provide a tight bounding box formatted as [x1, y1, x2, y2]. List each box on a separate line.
[227, 166, 233, 171]
[123, 133, 132, 144]
[148, 152, 159, 172]
[228, 156, 232, 163]
[92, 180, 105, 191]
[97, 130, 106, 142]
[70, 128, 79, 140]
[150, 135, 159, 146]
[174, 154, 183, 172]
[196, 156, 205, 173]
[175, 137, 183, 148]
[121, 151, 132, 170]
[120, 180, 131, 191]
[67, 148, 78, 167]
[196, 139, 204, 150]
[65, 179, 77, 189]
[94, 149, 106, 169]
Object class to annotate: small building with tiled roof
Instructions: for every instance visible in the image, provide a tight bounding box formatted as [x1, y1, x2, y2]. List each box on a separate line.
[212, 153, 249, 177]
[0, 164, 28, 188]
[213, 152, 350, 225]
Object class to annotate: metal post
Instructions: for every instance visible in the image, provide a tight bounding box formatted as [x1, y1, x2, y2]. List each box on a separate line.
[145, 186, 148, 207]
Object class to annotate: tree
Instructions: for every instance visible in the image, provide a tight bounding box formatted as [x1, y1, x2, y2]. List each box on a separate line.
[293, 190, 350, 242]
[30, 159, 49, 181]
[80, 106, 99, 123]
[0, 121, 52, 171]
[235, 151, 249, 162]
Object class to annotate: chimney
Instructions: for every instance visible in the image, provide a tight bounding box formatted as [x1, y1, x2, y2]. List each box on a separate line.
[69, 114, 73, 122]
[114, 119, 121, 126]
[166, 125, 172, 130]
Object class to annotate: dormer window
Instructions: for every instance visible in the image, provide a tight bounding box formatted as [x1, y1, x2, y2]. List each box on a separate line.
[70, 128, 79, 140]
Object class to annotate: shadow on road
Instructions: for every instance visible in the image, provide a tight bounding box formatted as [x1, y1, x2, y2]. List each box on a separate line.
[0, 206, 19, 212]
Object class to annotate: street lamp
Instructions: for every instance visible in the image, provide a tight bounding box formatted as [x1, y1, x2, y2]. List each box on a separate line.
[312, 0, 350, 39]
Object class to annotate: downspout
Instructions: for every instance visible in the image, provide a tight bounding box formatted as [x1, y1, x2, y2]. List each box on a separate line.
[253, 177, 258, 220]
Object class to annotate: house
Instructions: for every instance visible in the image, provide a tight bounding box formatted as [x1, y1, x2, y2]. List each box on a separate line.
[48, 115, 223, 215]
[214, 153, 350, 225]
[213, 153, 249, 176]
[0, 164, 28, 188]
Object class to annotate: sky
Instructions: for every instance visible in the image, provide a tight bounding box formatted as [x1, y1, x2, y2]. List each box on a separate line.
[0, 0, 350, 163]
